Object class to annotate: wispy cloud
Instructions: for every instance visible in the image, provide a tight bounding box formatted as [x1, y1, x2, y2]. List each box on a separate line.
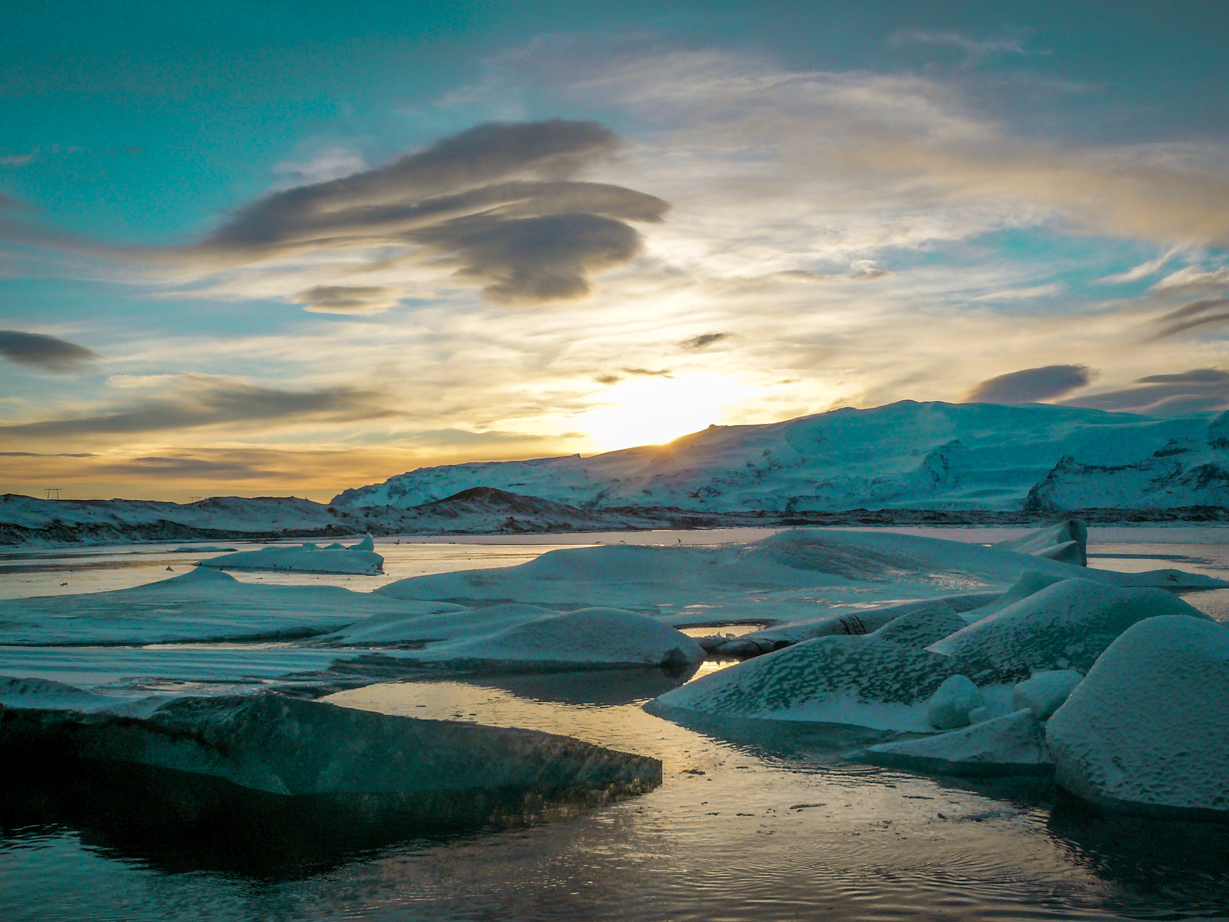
[1150, 298, 1229, 338]
[1065, 368, 1229, 415]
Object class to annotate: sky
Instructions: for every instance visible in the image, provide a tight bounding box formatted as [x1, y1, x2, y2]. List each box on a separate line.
[3, 0, 1229, 502]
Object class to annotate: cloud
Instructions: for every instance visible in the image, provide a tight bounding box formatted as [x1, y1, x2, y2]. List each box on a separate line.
[1151, 298, 1229, 338]
[294, 285, 401, 314]
[0, 376, 393, 442]
[1150, 265, 1229, 294]
[181, 119, 668, 305]
[0, 451, 95, 457]
[681, 332, 731, 350]
[621, 366, 670, 376]
[0, 330, 97, 372]
[1097, 251, 1177, 284]
[890, 29, 1028, 60]
[0, 193, 32, 211]
[964, 364, 1092, 403]
[95, 455, 286, 479]
[1065, 368, 1229, 415]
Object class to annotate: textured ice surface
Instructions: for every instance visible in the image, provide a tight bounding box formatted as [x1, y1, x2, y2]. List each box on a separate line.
[926, 675, 984, 730]
[200, 536, 382, 575]
[1047, 616, 1229, 820]
[0, 567, 453, 645]
[994, 520, 1088, 566]
[0, 676, 158, 714]
[960, 570, 1068, 624]
[651, 635, 978, 731]
[1012, 670, 1083, 720]
[422, 607, 706, 669]
[928, 578, 1213, 677]
[0, 693, 662, 797]
[871, 601, 968, 648]
[868, 709, 1051, 775]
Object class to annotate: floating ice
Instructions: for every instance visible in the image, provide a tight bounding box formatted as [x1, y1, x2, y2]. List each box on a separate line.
[926, 675, 984, 730]
[868, 709, 1051, 776]
[420, 607, 706, 669]
[1047, 616, 1229, 820]
[377, 529, 1225, 631]
[0, 567, 452, 645]
[0, 693, 662, 798]
[200, 535, 382, 574]
[1012, 669, 1083, 720]
[928, 578, 1213, 678]
[871, 600, 968, 648]
[960, 570, 1068, 624]
[994, 520, 1088, 566]
[650, 635, 980, 732]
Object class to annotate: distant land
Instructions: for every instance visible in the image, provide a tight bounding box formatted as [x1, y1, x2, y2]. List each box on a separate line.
[5, 401, 1229, 546]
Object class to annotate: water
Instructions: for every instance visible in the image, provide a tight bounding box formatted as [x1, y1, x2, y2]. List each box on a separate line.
[1, 527, 1228, 921]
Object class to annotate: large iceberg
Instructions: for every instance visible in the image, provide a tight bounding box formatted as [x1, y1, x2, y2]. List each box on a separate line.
[0, 693, 661, 798]
[649, 634, 986, 732]
[993, 519, 1088, 566]
[199, 535, 383, 575]
[1047, 616, 1229, 820]
[0, 567, 459, 645]
[927, 578, 1213, 677]
[376, 529, 1224, 633]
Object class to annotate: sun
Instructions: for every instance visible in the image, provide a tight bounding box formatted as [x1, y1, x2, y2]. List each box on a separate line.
[578, 375, 750, 452]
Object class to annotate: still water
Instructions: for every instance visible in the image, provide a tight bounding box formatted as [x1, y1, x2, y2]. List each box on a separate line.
[1, 527, 1228, 921]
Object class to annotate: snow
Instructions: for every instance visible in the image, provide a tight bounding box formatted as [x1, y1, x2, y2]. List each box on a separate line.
[650, 635, 978, 732]
[199, 536, 383, 575]
[0, 693, 662, 798]
[334, 401, 1229, 514]
[1046, 616, 1229, 820]
[927, 578, 1214, 678]
[926, 675, 984, 730]
[867, 709, 1051, 776]
[1011, 669, 1083, 720]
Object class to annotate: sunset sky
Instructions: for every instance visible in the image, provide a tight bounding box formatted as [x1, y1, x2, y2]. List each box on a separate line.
[3, 1, 1229, 501]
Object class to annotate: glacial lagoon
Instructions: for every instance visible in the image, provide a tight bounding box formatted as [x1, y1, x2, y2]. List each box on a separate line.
[2, 527, 1228, 922]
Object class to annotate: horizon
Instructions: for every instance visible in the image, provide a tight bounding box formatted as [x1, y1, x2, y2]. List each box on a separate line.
[3, 2, 1229, 502]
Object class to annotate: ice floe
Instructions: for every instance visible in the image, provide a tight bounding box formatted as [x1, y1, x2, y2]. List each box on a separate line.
[927, 578, 1213, 678]
[0, 693, 662, 798]
[0, 567, 455, 645]
[199, 535, 382, 574]
[649, 635, 983, 732]
[994, 519, 1088, 566]
[1047, 616, 1229, 820]
[926, 675, 985, 730]
[1012, 669, 1083, 720]
[867, 709, 1051, 776]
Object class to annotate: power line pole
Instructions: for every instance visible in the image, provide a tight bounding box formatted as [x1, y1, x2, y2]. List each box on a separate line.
[44, 487, 62, 500]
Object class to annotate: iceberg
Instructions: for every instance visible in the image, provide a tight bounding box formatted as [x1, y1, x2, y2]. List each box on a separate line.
[1047, 616, 1229, 821]
[376, 529, 1225, 634]
[994, 519, 1088, 566]
[927, 578, 1213, 678]
[926, 675, 984, 730]
[0, 693, 662, 798]
[0, 567, 459, 645]
[1011, 669, 1083, 720]
[199, 534, 382, 574]
[871, 600, 969, 648]
[867, 709, 1051, 776]
[650, 635, 983, 732]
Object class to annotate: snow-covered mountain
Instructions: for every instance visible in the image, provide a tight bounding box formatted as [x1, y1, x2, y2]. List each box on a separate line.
[335, 401, 1229, 514]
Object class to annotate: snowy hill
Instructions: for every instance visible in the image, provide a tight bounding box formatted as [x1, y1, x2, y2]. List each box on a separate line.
[335, 401, 1229, 514]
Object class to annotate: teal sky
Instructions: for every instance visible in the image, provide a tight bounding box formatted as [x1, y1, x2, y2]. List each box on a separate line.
[3, 1, 1229, 500]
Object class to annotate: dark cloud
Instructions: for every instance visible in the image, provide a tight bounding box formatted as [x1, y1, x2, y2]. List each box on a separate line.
[0, 451, 95, 457]
[965, 364, 1092, 403]
[595, 374, 621, 385]
[186, 120, 668, 305]
[1064, 368, 1229, 415]
[0, 377, 393, 441]
[622, 366, 671, 376]
[681, 332, 731, 350]
[294, 285, 398, 314]
[0, 193, 32, 211]
[0, 330, 96, 372]
[1151, 298, 1229, 338]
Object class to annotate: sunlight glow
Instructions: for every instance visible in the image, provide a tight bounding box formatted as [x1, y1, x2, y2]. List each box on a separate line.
[579, 375, 753, 451]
